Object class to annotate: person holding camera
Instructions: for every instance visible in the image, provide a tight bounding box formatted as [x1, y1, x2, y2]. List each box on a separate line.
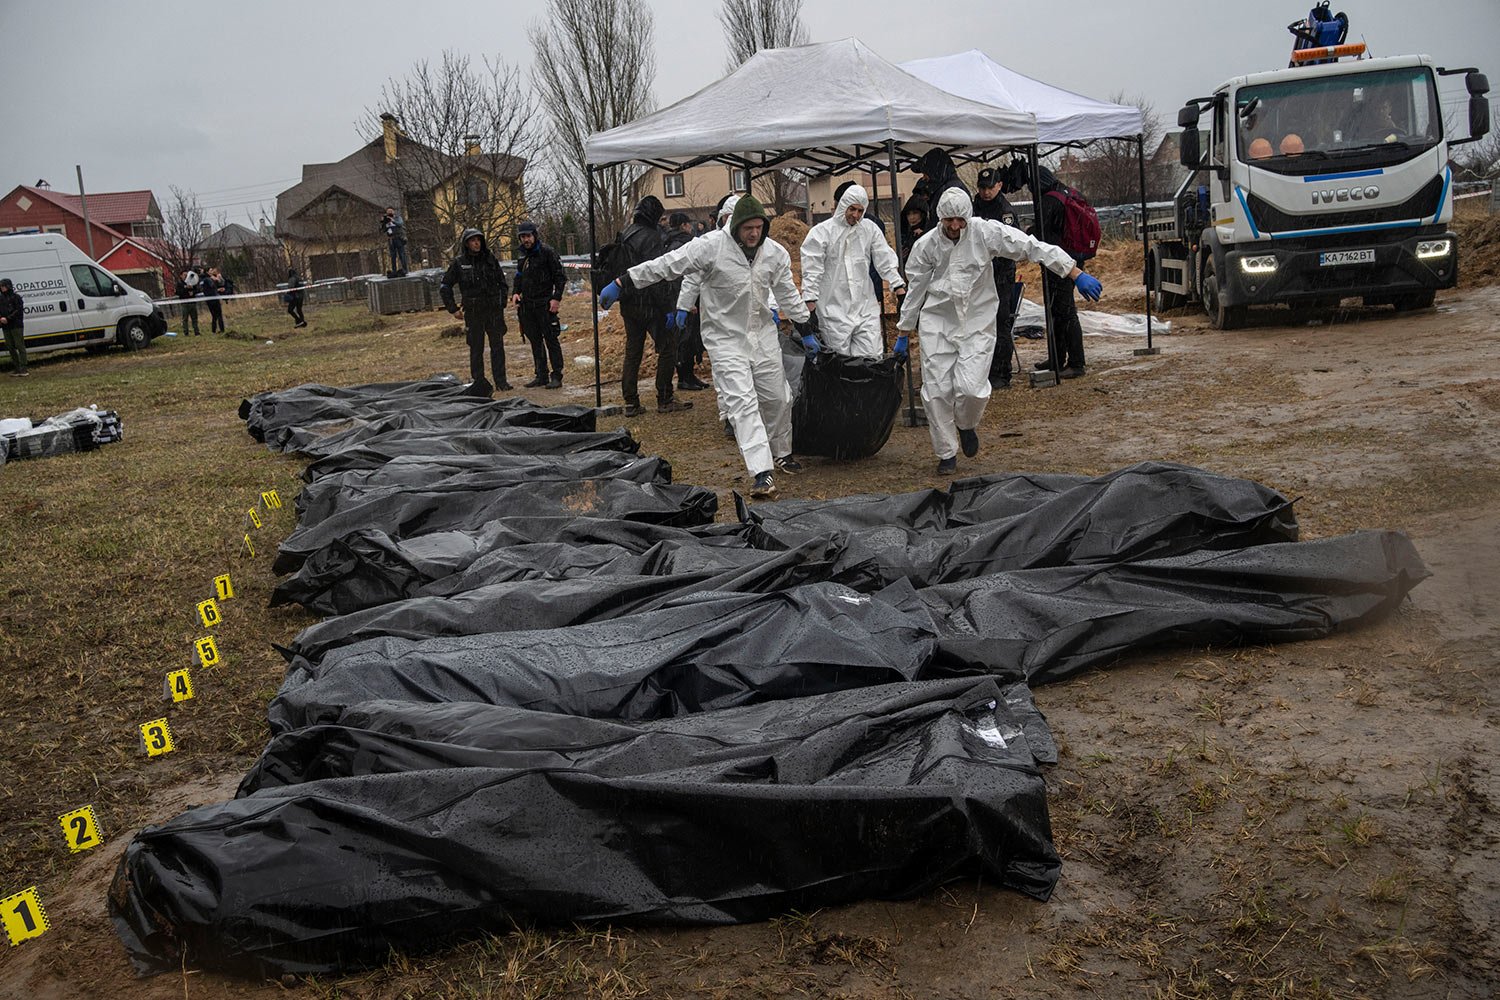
[511, 221, 566, 389]
[381, 207, 408, 276]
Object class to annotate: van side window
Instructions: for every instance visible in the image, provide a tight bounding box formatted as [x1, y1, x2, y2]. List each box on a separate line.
[90, 267, 118, 294]
[70, 264, 104, 296]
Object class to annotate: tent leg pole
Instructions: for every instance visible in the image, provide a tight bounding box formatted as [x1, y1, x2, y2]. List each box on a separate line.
[888, 140, 918, 429]
[588, 167, 602, 409]
[1134, 133, 1159, 357]
[1028, 145, 1059, 389]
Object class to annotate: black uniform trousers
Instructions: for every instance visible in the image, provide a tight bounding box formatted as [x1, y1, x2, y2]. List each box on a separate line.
[206, 300, 224, 333]
[620, 301, 675, 405]
[990, 258, 1018, 382]
[518, 302, 564, 380]
[465, 302, 507, 388]
[1042, 268, 1086, 371]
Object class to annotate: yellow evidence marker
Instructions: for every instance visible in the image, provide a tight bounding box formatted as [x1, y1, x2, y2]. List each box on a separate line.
[243, 534, 256, 558]
[193, 635, 220, 668]
[262, 489, 283, 509]
[247, 507, 262, 529]
[213, 573, 235, 600]
[139, 718, 176, 757]
[58, 805, 103, 854]
[1, 886, 50, 946]
[165, 668, 195, 703]
[196, 598, 222, 629]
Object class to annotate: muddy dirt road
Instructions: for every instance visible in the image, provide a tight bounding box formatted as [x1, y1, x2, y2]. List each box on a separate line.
[6, 285, 1497, 999]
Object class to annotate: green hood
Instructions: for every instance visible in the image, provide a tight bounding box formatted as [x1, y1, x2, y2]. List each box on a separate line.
[729, 194, 770, 246]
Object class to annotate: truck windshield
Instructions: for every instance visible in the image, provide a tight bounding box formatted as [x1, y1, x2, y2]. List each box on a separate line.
[1235, 65, 1440, 172]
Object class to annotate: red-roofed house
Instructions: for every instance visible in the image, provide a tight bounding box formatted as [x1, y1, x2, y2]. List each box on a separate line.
[0, 185, 172, 296]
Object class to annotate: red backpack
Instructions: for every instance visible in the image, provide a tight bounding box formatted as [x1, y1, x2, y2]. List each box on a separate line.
[1044, 187, 1102, 261]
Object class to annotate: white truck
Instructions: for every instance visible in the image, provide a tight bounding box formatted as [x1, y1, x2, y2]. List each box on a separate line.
[0, 232, 166, 356]
[1147, 45, 1490, 328]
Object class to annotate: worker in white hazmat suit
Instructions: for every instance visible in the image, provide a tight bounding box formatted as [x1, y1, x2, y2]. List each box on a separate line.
[897, 187, 1103, 474]
[799, 184, 905, 357]
[600, 194, 810, 499]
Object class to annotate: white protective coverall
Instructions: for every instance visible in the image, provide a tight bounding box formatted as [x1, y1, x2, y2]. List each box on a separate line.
[897, 188, 1077, 460]
[629, 225, 810, 477]
[799, 185, 904, 357]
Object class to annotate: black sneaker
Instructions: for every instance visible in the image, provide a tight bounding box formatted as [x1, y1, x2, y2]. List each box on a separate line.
[959, 428, 979, 458]
[523, 376, 547, 388]
[750, 471, 777, 498]
[1060, 367, 1085, 380]
[547, 373, 563, 389]
[658, 400, 693, 413]
[496, 380, 513, 392]
[623, 403, 647, 417]
[936, 456, 957, 475]
[775, 455, 803, 475]
[1033, 359, 1055, 371]
[990, 376, 1012, 389]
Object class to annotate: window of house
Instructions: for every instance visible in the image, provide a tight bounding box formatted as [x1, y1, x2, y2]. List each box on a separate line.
[664, 174, 684, 198]
[731, 169, 749, 193]
[44, 224, 66, 236]
[462, 178, 489, 206]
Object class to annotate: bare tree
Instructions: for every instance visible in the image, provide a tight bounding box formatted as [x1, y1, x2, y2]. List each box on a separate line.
[363, 51, 538, 262]
[159, 186, 204, 278]
[1073, 92, 1171, 206]
[530, 0, 657, 245]
[718, 0, 808, 215]
[1453, 129, 1500, 181]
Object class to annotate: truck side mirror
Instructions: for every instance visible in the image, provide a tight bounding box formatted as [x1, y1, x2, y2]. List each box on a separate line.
[1177, 104, 1201, 129]
[112, 282, 125, 296]
[1179, 128, 1202, 168]
[1467, 71, 1489, 96]
[1471, 96, 1491, 141]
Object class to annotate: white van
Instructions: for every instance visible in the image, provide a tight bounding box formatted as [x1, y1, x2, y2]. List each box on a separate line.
[0, 232, 166, 357]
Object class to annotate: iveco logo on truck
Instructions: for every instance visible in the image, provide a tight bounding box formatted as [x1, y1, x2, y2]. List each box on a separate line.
[1312, 186, 1380, 204]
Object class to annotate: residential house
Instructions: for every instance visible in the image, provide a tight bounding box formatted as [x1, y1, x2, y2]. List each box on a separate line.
[630, 163, 930, 232]
[0, 185, 173, 295]
[275, 115, 526, 280]
[197, 222, 286, 290]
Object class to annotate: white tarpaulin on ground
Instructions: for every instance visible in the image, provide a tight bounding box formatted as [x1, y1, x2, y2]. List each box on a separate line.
[900, 50, 1143, 144]
[1012, 298, 1169, 338]
[585, 38, 1038, 170]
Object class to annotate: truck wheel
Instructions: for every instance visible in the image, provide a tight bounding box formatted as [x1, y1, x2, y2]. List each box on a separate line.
[1202, 263, 1244, 331]
[118, 317, 149, 352]
[1394, 290, 1435, 312]
[1152, 255, 1185, 312]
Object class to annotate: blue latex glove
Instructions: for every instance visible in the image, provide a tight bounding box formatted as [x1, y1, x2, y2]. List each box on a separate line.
[1074, 272, 1102, 302]
[801, 333, 822, 359]
[598, 280, 621, 310]
[893, 334, 909, 357]
[673, 309, 689, 330]
[771, 308, 780, 326]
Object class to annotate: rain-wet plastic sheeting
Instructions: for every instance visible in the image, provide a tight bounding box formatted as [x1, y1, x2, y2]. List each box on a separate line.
[239, 375, 473, 442]
[791, 353, 905, 459]
[300, 426, 641, 481]
[294, 453, 673, 527]
[922, 531, 1429, 685]
[279, 402, 599, 458]
[736, 462, 1299, 586]
[272, 479, 719, 575]
[267, 581, 940, 733]
[270, 519, 752, 617]
[286, 539, 849, 662]
[112, 678, 1057, 978]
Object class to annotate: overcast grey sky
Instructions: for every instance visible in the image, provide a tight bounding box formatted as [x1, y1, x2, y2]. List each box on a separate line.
[3, 0, 1495, 222]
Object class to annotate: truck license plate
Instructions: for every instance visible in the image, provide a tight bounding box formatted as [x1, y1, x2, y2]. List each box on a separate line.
[1318, 249, 1375, 266]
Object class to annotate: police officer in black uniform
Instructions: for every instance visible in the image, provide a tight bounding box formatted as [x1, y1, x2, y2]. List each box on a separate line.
[972, 166, 1020, 388]
[440, 228, 511, 394]
[511, 220, 566, 389]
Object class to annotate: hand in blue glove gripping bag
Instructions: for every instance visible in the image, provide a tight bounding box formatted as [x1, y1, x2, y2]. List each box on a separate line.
[1073, 272, 1102, 302]
[801, 333, 823, 359]
[892, 334, 908, 358]
[598, 281, 621, 310]
[670, 309, 689, 330]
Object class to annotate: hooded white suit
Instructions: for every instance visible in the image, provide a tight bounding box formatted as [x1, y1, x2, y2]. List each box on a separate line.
[898, 188, 1077, 460]
[799, 185, 904, 358]
[629, 211, 810, 477]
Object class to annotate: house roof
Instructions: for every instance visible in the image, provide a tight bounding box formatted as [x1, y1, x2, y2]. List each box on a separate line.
[199, 222, 279, 249]
[98, 236, 169, 265]
[18, 186, 158, 226]
[274, 135, 526, 236]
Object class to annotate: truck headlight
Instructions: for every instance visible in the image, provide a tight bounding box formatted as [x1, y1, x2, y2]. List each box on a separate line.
[1239, 255, 1278, 274]
[1416, 240, 1452, 259]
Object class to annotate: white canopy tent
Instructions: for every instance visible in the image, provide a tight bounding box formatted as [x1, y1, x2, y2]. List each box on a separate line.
[900, 50, 1143, 145]
[582, 38, 1043, 410]
[584, 38, 1038, 174]
[902, 49, 1158, 358]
